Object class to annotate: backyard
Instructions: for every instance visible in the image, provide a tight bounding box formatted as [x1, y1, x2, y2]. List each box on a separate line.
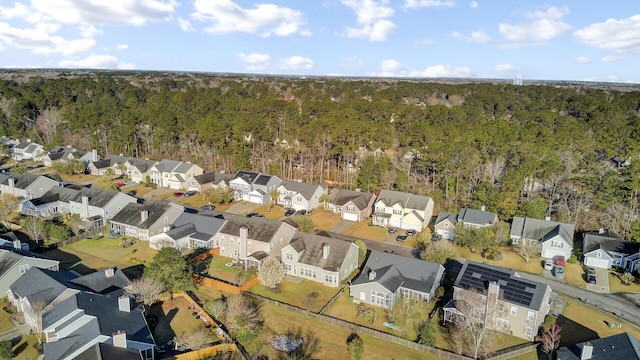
[207, 256, 255, 285]
[344, 221, 387, 241]
[250, 278, 342, 313]
[149, 295, 218, 347]
[454, 245, 544, 275]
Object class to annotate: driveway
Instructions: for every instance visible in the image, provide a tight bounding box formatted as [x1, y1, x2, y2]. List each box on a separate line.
[329, 220, 356, 233]
[586, 267, 610, 293]
[226, 201, 262, 215]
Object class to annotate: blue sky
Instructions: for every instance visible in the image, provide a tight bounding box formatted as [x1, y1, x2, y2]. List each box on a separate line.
[0, 0, 639, 83]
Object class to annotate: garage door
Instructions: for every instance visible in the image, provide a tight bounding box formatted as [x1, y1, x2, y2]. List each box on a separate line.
[402, 223, 421, 231]
[343, 212, 358, 221]
[585, 257, 610, 269]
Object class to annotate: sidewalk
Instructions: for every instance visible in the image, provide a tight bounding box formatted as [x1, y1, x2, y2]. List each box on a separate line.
[0, 319, 30, 342]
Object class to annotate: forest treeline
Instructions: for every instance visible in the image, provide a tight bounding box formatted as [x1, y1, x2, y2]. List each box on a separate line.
[1, 71, 640, 235]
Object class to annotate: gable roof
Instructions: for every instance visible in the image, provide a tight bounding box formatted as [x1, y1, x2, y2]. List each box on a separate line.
[1, 173, 58, 189]
[352, 250, 443, 294]
[109, 201, 179, 229]
[511, 216, 575, 246]
[126, 158, 157, 172]
[27, 186, 79, 206]
[153, 159, 182, 173]
[454, 261, 549, 310]
[70, 267, 131, 295]
[279, 180, 326, 200]
[165, 212, 227, 240]
[375, 189, 431, 210]
[193, 171, 232, 185]
[557, 332, 640, 360]
[458, 208, 498, 226]
[9, 267, 80, 305]
[232, 170, 260, 184]
[217, 213, 283, 243]
[435, 211, 457, 225]
[583, 230, 640, 255]
[0, 249, 58, 279]
[287, 233, 355, 272]
[75, 342, 144, 360]
[329, 189, 375, 210]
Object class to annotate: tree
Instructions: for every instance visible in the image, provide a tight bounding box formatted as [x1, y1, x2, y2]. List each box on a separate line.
[386, 298, 420, 338]
[258, 257, 285, 289]
[144, 247, 194, 293]
[541, 319, 562, 360]
[12, 165, 26, 174]
[516, 241, 541, 263]
[23, 216, 45, 243]
[176, 326, 210, 350]
[0, 194, 19, 229]
[621, 271, 635, 285]
[453, 224, 495, 253]
[270, 188, 280, 205]
[319, 193, 330, 207]
[24, 300, 47, 345]
[226, 294, 262, 340]
[63, 213, 83, 236]
[355, 239, 367, 265]
[125, 277, 166, 308]
[205, 298, 227, 320]
[346, 332, 364, 360]
[421, 240, 455, 264]
[0, 340, 11, 360]
[453, 287, 502, 359]
[417, 319, 436, 347]
[35, 106, 61, 145]
[303, 291, 319, 312]
[295, 216, 316, 233]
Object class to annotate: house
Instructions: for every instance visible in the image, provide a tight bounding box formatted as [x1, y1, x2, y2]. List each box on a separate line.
[583, 229, 640, 269]
[0, 136, 19, 151]
[325, 189, 376, 222]
[443, 261, 552, 341]
[510, 216, 575, 260]
[277, 180, 327, 211]
[0, 173, 61, 199]
[43, 146, 99, 170]
[109, 202, 184, 241]
[557, 332, 640, 360]
[370, 189, 434, 231]
[11, 140, 44, 161]
[88, 154, 130, 176]
[0, 247, 59, 296]
[217, 213, 297, 269]
[148, 212, 227, 250]
[68, 267, 132, 295]
[434, 212, 458, 240]
[458, 207, 498, 228]
[349, 250, 444, 309]
[149, 159, 203, 190]
[281, 232, 359, 287]
[187, 171, 232, 193]
[124, 158, 158, 183]
[229, 170, 282, 204]
[42, 291, 155, 360]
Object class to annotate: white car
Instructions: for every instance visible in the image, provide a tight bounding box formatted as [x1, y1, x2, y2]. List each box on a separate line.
[544, 260, 554, 271]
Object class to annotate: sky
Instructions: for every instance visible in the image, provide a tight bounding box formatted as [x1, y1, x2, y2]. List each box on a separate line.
[0, 0, 639, 83]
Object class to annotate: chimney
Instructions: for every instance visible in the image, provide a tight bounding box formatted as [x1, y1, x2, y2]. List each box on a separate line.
[545, 216, 551, 221]
[104, 268, 115, 278]
[119, 153, 124, 157]
[118, 295, 130, 312]
[26, 138, 31, 143]
[82, 196, 89, 206]
[8, 178, 14, 188]
[112, 330, 127, 348]
[581, 343, 593, 360]
[368, 269, 376, 280]
[322, 243, 330, 260]
[481, 205, 486, 211]
[92, 149, 99, 162]
[240, 226, 248, 259]
[141, 210, 149, 222]
[12, 240, 21, 250]
[599, 228, 605, 234]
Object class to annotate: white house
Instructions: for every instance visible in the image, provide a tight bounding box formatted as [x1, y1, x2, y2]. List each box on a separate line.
[370, 189, 434, 231]
[510, 216, 575, 260]
[277, 180, 327, 211]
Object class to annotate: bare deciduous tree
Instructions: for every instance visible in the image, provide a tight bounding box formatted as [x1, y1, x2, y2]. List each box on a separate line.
[453, 287, 503, 359]
[35, 107, 61, 145]
[205, 298, 227, 320]
[421, 240, 455, 265]
[226, 295, 262, 338]
[516, 240, 542, 263]
[24, 300, 47, 345]
[541, 319, 562, 360]
[63, 213, 83, 236]
[257, 257, 285, 289]
[0, 194, 19, 229]
[23, 216, 45, 243]
[177, 326, 210, 350]
[125, 277, 166, 308]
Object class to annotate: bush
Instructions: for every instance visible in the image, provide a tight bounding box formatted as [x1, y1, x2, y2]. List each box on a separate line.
[46, 223, 70, 241]
[567, 255, 578, 264]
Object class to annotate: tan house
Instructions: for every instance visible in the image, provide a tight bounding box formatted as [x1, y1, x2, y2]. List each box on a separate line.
[124, 157, 158, 183]
[444, 261, 552, 341]
[371, 189, 434, 231]
[149, 159, 203, 190]
[187, 171, 232, 193]
[325, 189, 375, 222]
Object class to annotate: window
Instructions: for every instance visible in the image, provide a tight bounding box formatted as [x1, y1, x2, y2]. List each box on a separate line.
[346, 205, 355, 211]
[371, 291, 390, 308]
[324, 274, 333, 283]
[496, 318, 510, 329]
[248, 241, 252, 248]
[527, 311, 535, 321]
[510, 306, 517, 316]
[375, 207, 385, 213]
[230, 238, 234, 245]
[19, 264, 29, 274]
[286, 253, 293, 260]
[596, 251, 602, 258]
[220, 236, 224, 243]
[393, 209, 402, 215]
[525, 327, 533, 337]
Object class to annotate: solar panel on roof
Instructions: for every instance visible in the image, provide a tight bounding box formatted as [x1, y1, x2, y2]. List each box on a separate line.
[459, 262, 540, 308]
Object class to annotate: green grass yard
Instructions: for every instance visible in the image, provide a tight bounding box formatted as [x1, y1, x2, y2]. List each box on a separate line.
[250, 278, 342, 313]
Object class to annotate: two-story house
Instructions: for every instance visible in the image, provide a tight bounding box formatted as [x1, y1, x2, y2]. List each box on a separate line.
[148, 212, 227, 250]
[187, 171, 233, 193]
[109, 202, 184, 241]
[43, 146, 99, 170]
[371, 189, 434, 231]
[11, 140, 44, 161]
[0, 247, 59, 296]
[582, 229, 640, 269]
[217, 213, 297, 269]
[124, 158, 158, 183]
[0, 173, 61, 199]
[149, 159, 203, 190]
[557, 332, 640, 360]
[443, 261, 552, 341]
[281, 232, 359, 287]
[325, 189, 376, 222]
[510, 216, 575, 260]
[229, 170, 282, 204]
[350, 250, 444, 309]
[434, 212, 458, 240]
[277, 180, 327, 211]
[88, 154, 130, 176]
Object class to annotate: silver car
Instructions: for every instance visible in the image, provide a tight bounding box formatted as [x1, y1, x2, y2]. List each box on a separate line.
[553, 265, 564, 279]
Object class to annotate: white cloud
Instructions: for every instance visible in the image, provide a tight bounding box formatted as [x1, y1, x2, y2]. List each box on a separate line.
[58, 54, 135, 69]
[601, 56, 620, 63]
[451, 30, 491, 43]
[279, 56, 314, 70]
[178, 17, 194, 32]
[0, 3, 28, 19]
[574, 15, 640, 53]
[575, 56, 590, 64]
[192, 0, 308, 37]
[0, 21, 95, 55]
[238, 52, 271, 71]
[117, 44, 128, 50]
[499, 6, 571, 44]
[403, 0, 455, 9]
[495, 64, 517, 72]
[469, 1, 478, 8]
[374, 59, 472, 77]
[2, 65, 42, 69]
[414, 38, 435, 47]
[341, 0, 397, 41]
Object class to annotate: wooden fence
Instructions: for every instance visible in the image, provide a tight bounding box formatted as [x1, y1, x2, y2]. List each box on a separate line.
[193, 274, 259, 295]
[485, 342, 539, 360]
[187, 248, 219, 264]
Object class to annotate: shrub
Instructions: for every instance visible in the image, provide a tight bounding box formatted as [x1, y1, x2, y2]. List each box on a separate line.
[567, 255, 578, 264]
[46, 223, 70, 241]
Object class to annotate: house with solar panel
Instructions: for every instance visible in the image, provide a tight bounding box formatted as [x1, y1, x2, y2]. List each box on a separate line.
[443, 261, 552, 341]
[229, 170, 282, 204]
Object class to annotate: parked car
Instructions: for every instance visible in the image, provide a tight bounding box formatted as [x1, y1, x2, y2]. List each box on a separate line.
[544, 260, 554, 271]
[295, 209, 307, 216]
[184, 190, 197, 197]
[553, 265, 564, 279]
[117, 182, 126, 188]
[406, 229, 417, 237]
[173, 192, 184, 197]
[387, 227, 398, 234]
[246, 212, 264, 218]
[396, 235, 408, 242]
[201, 204, 215, 211]
[431, 234, 442, 242]
[555, 257, 566, 266]
[586, 267, 596, 284]
[284, 209, 295, 216]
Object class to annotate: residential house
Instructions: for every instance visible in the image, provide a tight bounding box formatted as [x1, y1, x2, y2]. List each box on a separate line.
[557, 332, 640, 360]
[458, 207, 498, 228]
[88, 154, 130, 176]
[229, 170, 282, 204]
[582, 229, 638, 269]
[43, 146, 99, 170]
[443, 261, 552, 341]
[187, 171, 232, 193]
[349, 250, 444, 309]
[0, 247, 59, 296]
[325, 189, 376, 222]
[370, 189, 434, 231]
[281, 232, 359, 287]
[11, 140, 44, 161]
[42, 291, 155, 360]
[0, 136, 19, 150]
[434, 212, 458, 240]
[217, 213, 297, 269]
[149, 159, 203, 190]
[0, 173, 61, 199]
[510, 216, 575, 260]
[148, 212, 227, 250]
[124, 158, 157, 183]
[277, 180, 327, 211]
[109, 202, 184, 241]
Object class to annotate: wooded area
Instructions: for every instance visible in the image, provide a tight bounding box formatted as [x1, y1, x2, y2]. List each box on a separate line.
[1, 71, 640, 235]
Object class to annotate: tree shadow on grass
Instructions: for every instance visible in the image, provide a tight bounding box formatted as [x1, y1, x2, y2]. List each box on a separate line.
[555, 315, 599, 347]
[150, 304, 178, 345]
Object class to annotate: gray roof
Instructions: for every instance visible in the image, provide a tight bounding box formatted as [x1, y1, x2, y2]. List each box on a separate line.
[193, 171, 232, 185]
[72, 187, 127, 207]
[0, 249, 57, 278]
[352, 249, 444, 294]
[9, 267, 79, 306]
[288, 233, 355, 272]
[254, 174, 273, 186]
[329, 189, 375, 210]
[126, 158, 157, 172]
[90, 159, 111, 169]
[510, 216, 575, 246]
[1, 173, 54, 189]
[454, 261, 549, 311]
[109, 201, 177, 229]
[165, 212, 226, 240]
[280, 180, 327, 200]
[75, 342, 144, 360]
[375, 189, 432, 210]
[217, 213, 283, 243]
[557, 332, 640, 360]
[173, 161, 195, 174]
[458, 208, 498, 226]
[70, 267, 131, 294]
[0, 137, 18, 147]
[28, 186, 79, 206]
[583, 230, 639, 255]
[14, 141, 35, 150]
[232, 170, 260, 184]
[435, 211, 457, 225]
[154, 159, 181, 173]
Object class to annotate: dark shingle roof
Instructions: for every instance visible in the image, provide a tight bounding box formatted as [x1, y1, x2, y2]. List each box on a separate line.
[458, 208, 498, 226]
[233, 170, 260, 184]
[557, 332, 640, 360]
[1, 173, 42, 189]
[90, 159, 111, 169]
[70, 267, 131, 294]
[126, 158, 157, 172]
[511, 216, 575, 247]
[582, 230, 640, 255]
[75, 342, 144, 360]
[110, 201, 177, 229]
[329, 189, 374, 210]
[9, 267, 79, 306]
[28, 186, 79, 206]
[435, 211, 457, 225]
[280, 180, 326, 200]
[375, 189, 431, 210]
[71, 187, 124, 207]
[193, 171, 232, 185]
[288, 233, 355, 272]
[170, 212, 226, 237]
[218, 213, 282, 243]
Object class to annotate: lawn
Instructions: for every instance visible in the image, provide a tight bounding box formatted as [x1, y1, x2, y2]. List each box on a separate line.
[562, 262, 587, 288]
[455, 245, 544, 275]
[250, 278, 342, 313]
[323, 291, 393, 333]
[57, 173, 100, 183]
[125, 184, 155, 197]
[0, 298, 15, 332]
[249, 204, 285, 220]
[11, 334, 41, 360]
[207, 256, 255, 285]
[561, 295, 640, 340]
[344, 221, 387, 241]
[608, 270, 640, 293]
[150, 296, 217, 345]
[310, 211, 342, 230]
